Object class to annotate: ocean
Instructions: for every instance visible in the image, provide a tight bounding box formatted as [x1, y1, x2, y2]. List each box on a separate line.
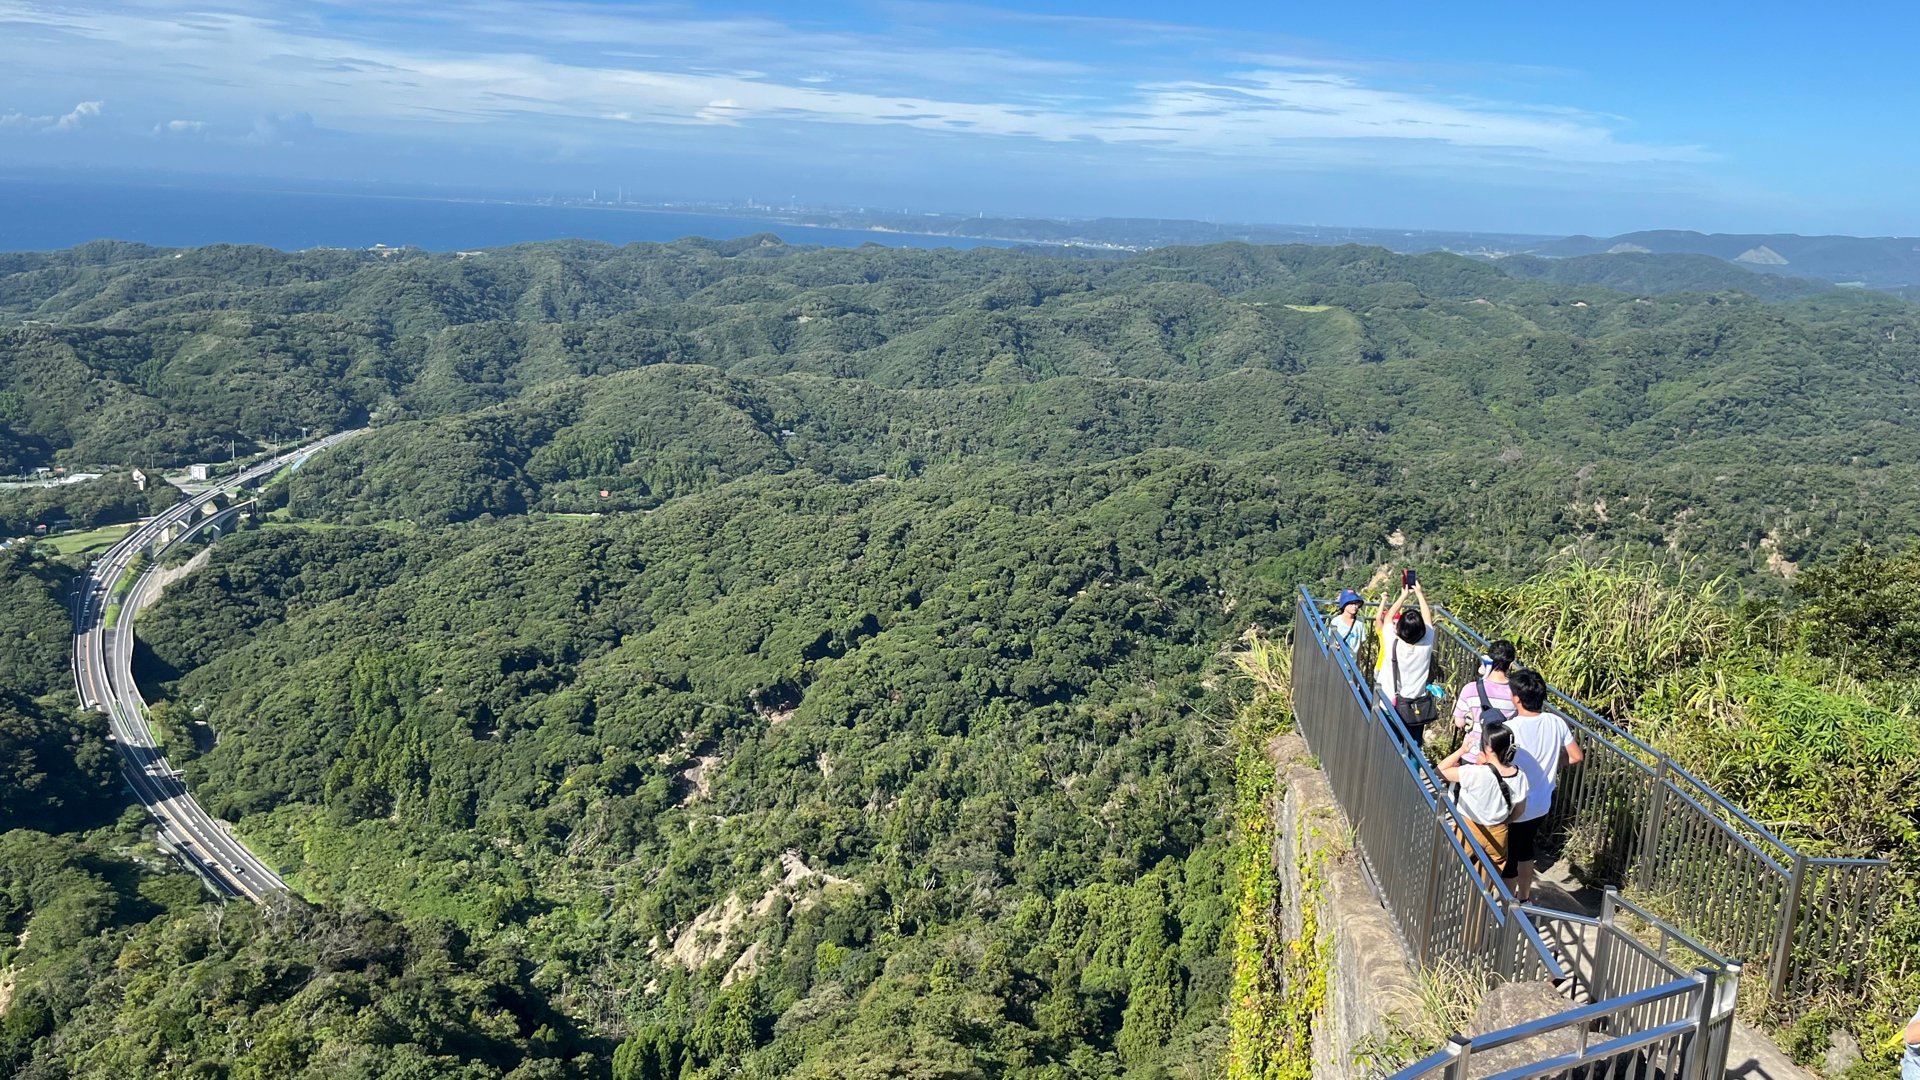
[0, 179, 1021, 254]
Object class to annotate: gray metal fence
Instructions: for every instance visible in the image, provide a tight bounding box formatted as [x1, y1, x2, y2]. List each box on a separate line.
[1291, 592, 1565, 986]
[1429, 604, 1885, 1001]
[1527, 889, 1740, 1068]
[1290, 587, 1776, 1080]
[1395, 888, 1739, 1080]
[1388, 966, 1734, 1080]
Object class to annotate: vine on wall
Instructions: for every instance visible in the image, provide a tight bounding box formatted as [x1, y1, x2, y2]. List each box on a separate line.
[1226, 639, 1327, 1080]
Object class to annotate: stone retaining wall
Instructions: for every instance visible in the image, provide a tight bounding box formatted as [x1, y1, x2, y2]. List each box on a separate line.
[1269, 733, 1427, 1080]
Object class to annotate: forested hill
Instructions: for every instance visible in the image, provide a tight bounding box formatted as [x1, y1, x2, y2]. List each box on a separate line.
[2, 237, 1908, 473]
[1533, 229, 1920, 289]
[3, 237, 1920, 1078]
[1492, 251, 1836, 300]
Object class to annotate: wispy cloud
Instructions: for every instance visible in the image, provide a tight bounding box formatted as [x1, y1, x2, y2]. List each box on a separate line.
[0, 0, 1704, 171]
[1101, 72, 1709, 164]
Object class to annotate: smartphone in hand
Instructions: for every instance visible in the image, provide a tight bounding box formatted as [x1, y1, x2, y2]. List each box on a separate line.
[1402, 567, 1418, 589]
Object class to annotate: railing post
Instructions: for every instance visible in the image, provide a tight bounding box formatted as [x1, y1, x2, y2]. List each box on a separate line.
[1704, 961, 1743, 1080]
[1769, 853, 1809, 1001]
[1634, 755, 1670, 892]
[1494, 904, 1517, 981]
[1441, 1034, 1472, 1080]
[1419, 812, 1446, 965]
[1681, 967, 1718, 1080]
[1593, 888, 1616, 1006]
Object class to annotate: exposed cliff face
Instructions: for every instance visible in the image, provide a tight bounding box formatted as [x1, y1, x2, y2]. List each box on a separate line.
[144, 545, 213, 603]
[1264, 733, 1426, 1080]
[657, 852, 861, 976]
[1735, 245, 1789, 266]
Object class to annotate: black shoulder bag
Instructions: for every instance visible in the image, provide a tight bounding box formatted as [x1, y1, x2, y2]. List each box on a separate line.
[1391, 643, 1439, 725]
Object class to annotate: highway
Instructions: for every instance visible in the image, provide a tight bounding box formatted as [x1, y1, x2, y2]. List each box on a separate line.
[70, 430, 361, 904]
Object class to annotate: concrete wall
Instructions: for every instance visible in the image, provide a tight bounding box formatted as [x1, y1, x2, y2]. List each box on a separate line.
[1269, 733, 1427, 1080]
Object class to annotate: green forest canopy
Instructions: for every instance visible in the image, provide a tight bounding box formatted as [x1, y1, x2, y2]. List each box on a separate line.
[1, 238, 1917, 1078]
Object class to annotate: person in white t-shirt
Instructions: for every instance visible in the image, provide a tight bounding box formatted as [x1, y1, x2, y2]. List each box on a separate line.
[1502, 669, 1584, 901]
[1374, 577, 1436, 743]
[1438, 718, 1530, 884]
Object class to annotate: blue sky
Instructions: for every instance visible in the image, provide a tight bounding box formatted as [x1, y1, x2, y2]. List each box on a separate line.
[0, 0, 1913, 235]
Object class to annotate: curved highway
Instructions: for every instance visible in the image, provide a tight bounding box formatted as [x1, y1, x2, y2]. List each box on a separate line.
[71, 430, 361, 903]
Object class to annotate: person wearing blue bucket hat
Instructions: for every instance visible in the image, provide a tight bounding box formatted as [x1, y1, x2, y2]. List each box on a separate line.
[1326, 588, 1368, 655]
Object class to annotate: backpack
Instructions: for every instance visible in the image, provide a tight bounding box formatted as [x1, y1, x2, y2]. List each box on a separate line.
[1474, 678, 1513, 724]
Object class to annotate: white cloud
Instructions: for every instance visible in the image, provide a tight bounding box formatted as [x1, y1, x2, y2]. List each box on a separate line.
[52, 99, 102, 130]
[1096, 72, 1711, 164]
[694, 99, 746, 126]
[0, 1, 1706, 169]
[159, 117, 207, 133]
[243, 112, 321, 146]
[0, 97, 104, 132]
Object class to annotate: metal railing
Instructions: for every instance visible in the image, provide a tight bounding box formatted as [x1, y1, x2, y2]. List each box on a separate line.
[1527, 889, 1740, 1064]
[1429, 604, 1885, 1001]
[1291, 592, 1566, 986]
[1389, 967, 1734, 1080]
[1395, 889, 1739, 1079]
[1291, 586, 1774, 1080]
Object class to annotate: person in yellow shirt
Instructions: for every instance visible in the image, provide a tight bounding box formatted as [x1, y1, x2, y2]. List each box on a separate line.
[1902, 1005, 1920, 1080]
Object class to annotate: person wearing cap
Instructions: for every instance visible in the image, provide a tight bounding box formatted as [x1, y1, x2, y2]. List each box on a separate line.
[1326, 589, 1368, 655]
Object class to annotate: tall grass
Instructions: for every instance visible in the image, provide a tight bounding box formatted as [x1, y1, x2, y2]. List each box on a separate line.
[1451, 556, 1752, 722]
[1458, 557, 1920, 1062]
[1232, 631, 1293, 718]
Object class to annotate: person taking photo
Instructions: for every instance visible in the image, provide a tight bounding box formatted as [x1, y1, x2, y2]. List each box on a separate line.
[1374, 572, 1437, 744]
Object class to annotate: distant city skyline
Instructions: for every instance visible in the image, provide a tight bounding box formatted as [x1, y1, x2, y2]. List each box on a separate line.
[2, 0, 1915, 237]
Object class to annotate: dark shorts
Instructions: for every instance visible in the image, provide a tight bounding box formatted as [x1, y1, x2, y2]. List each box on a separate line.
[1509, 816, 1545, 864]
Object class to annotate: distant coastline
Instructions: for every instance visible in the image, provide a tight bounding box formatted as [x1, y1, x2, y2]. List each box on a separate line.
[0, 178, 1029, 254]
[0, 174, 1550, 258]
[3, 176, 1914, 289]
[451, 194, 1546, 257]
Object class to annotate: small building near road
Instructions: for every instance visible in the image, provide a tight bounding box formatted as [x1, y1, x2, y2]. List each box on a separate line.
[188, 464, 212, 481]
[131, 468, 149, 491]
